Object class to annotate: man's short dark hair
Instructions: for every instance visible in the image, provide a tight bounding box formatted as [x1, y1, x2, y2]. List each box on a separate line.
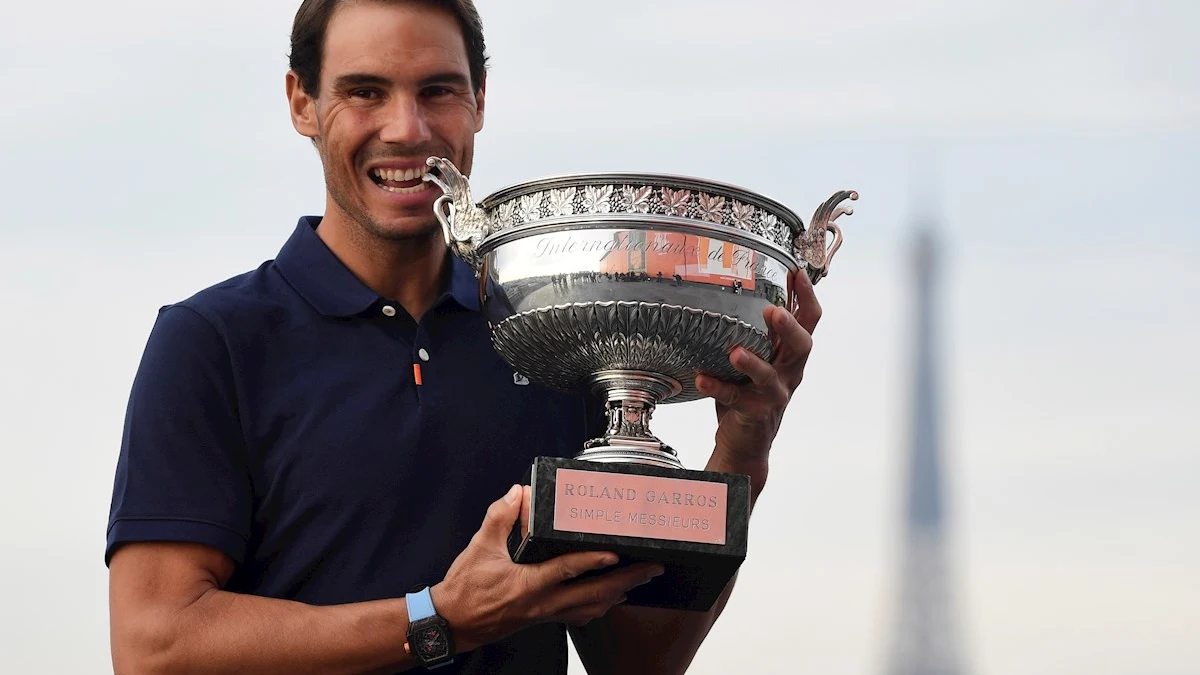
[289, 0, 489, 96]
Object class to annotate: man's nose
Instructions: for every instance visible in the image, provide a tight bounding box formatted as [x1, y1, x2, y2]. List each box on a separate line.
[379, 96, 432, 145]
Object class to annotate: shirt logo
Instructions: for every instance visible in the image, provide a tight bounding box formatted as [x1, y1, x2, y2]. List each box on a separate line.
[513, 372, 530, 386]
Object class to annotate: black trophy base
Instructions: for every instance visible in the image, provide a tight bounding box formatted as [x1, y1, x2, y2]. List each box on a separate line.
[507, 456, 750, 612]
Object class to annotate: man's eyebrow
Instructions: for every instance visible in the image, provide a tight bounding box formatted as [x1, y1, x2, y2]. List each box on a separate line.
[330, 72, 472, 91]
[331, 73, 392, 90]
[419, 72, 471, 88]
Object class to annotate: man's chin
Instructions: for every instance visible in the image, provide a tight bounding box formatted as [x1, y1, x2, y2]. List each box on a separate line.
[367, 217, 444, 244]
[329, 182, 446, 244]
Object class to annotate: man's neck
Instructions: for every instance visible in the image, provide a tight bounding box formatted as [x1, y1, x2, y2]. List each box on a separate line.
[315, 212, 448, 323]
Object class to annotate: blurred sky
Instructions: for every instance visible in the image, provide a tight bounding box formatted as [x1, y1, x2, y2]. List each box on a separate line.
[1, 1, 1197, 673]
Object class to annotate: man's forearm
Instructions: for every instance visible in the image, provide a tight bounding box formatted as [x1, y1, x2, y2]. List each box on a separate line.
[571, 452, 767, 675]
[572, 573, 742, 675]
[113, 587, 418, 675]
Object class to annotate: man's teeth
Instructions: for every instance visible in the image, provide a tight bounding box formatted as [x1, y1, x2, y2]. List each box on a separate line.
[373, 167, 427, 182]
[380, 182, 429, 195]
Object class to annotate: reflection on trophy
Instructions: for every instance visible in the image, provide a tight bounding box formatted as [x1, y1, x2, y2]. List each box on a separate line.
[424, 157, 857, 611]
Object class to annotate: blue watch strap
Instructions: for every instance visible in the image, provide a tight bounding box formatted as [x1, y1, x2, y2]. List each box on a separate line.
[406, 587, 437, 621]
[405, 587, 453, 669]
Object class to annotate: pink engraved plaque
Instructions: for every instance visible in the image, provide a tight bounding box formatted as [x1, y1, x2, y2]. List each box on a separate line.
[552, 468, 727, 545]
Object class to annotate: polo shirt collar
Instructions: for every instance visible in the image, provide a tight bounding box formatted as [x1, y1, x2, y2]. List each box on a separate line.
[445, 251, 482, 311]
[275, 216, 480, 318]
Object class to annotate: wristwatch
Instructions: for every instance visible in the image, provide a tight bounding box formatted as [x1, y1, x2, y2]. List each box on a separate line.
[404, 587, 455, 669]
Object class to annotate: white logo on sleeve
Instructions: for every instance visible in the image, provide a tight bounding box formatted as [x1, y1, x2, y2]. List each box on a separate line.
[513, 372, 530, 386]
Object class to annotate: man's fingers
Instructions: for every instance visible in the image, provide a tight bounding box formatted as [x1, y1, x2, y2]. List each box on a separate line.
[790, 268, 822, 334]
[695, 373, 740, 407]
[766, 305, 814, 375]
[543, 563, 663, 618]
[529, 550, 621, 589]
[728, 346, 779, 390]
[477, 484, 523, 547]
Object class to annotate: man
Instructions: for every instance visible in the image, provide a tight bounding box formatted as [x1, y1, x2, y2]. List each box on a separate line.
[105, 1, 823, 673]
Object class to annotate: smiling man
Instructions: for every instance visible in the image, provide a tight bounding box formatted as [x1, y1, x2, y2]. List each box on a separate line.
[105, 1, 823, 674]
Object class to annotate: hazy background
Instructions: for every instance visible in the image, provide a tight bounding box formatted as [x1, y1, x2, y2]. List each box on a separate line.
[2, 0, 1197, 673]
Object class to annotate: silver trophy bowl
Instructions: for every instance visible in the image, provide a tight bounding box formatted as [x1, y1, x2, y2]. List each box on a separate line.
[424, 157, 856, 470]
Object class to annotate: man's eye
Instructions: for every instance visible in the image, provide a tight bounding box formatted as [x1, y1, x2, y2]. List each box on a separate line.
[350, 89, 380, 100]
[424, 87, 453, 98]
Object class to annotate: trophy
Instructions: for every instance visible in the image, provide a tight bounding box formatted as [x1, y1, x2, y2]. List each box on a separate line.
[424, 157, 856, 611]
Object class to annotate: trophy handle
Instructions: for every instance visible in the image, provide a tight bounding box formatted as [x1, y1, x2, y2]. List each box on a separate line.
[424, 157, 489, 271]
[823, 221, 844, 273]
[797, 190, 857, 284]
[433, 193, 457, 248]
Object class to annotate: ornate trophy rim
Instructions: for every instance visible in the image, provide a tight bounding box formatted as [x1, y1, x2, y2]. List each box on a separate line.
[481, 171, 805, 227]
[479, 170, 807, 245]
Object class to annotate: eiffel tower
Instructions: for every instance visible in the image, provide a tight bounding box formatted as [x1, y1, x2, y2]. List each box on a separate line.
[883, 225, 968, 675]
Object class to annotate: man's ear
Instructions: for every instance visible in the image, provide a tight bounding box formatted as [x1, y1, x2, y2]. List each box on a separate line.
[286, 70, 319, 140]
[474, 73, 487, 133]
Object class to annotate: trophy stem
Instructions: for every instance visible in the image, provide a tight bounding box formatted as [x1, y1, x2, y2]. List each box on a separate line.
[577, 370, 685, 470]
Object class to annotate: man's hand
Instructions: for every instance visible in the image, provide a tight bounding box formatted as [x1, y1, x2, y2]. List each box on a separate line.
[694, 268, 822, 486]
[432, 485, 663, 652]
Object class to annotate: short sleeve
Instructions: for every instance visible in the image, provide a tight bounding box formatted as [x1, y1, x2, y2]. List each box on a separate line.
[105, 304, 252, 567]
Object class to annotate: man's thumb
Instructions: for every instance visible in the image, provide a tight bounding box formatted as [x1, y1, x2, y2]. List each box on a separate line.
[479, 484, 523, 546]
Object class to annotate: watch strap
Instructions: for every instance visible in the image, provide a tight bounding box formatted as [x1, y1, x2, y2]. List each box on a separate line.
[405, 586, 454, 669]
[406, 587, 437, 621]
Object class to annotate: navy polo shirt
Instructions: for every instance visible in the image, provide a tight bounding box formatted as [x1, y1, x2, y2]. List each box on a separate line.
[107, 216, 604, 674]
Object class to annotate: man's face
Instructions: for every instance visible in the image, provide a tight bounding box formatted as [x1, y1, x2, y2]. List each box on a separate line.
[288, 2, 485, 242]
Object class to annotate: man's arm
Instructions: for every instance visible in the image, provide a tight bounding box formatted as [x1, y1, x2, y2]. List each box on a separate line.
[565, 456, 767, 675]
[109, 542, 420, 675]
[570, 270, 822, 674]
[110, 488, 660, 675]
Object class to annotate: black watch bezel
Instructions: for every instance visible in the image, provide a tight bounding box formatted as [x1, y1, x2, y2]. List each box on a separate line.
[406, 614, 455, 667]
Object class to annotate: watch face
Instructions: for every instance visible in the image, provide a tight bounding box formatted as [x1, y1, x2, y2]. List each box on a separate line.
[413, 624, 450, 661]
